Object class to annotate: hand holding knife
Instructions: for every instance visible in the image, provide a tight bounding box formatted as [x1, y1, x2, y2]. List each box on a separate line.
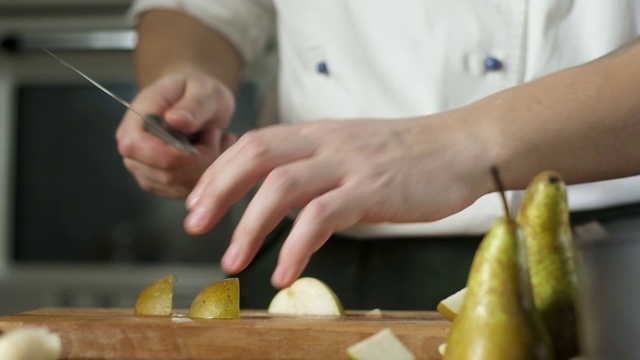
[44, 49, 198, 155]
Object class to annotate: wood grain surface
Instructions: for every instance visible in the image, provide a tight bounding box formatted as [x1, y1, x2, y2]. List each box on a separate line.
[0, 308, 450, 359]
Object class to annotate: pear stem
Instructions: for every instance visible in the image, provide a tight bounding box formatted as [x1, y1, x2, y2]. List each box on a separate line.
[490, 166, 512, 222]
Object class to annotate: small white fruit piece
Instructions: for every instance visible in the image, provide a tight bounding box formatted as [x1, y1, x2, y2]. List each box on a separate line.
[365, 308, 383, 317]
[188, 278, 240, 319]
[0, 326, 62, 360]
[436, 287, 467, 322]
[438, 342, 447, 356]
[346, 328, 415, 360]
[134, 274, 177, 316]
[268, 277, 344, 316]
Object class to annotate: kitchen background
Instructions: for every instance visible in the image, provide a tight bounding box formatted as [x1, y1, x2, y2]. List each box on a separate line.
[0, 0, 277, 315]
[2, 1, 640, 317]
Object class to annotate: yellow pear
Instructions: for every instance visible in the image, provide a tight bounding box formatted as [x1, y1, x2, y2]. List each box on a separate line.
[188, 278, 240, 319]
[134, 274, 177, 316]
[443, 217, 553, 359]
[517, 171, 578, 359]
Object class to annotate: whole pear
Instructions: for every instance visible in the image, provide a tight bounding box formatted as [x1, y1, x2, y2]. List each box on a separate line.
[444, 217, 553, 360]
[517, 171, 578, 359]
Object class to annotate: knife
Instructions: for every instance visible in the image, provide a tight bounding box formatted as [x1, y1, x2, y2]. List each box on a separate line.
[43, 49, 198, 155]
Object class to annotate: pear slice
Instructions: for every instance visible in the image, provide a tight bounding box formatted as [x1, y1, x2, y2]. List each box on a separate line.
[438, 343, 447, 356]
[346, 328, 415, 360]
[0, 326, 62, 360]
[268, 277, 344, 316]
[188, 278, 240, 319]
[134, 274, 177, 316]
[436, 287, 467, 322]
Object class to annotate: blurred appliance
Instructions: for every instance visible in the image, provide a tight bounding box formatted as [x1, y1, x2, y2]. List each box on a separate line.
[0, 1, 260, 315]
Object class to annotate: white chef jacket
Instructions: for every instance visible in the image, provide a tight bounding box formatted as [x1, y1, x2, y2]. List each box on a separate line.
[128, 0, 640, 237]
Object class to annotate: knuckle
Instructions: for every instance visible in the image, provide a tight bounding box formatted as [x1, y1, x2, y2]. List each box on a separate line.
[302, 199, 335, 224]
[116, 137, 136, 158]
[136, 175, 189, 199]
[136, 178, 157, 194]
[265, 167, 298, 193]
[238, 131, 270, 159]
[154, 171, 183, 187]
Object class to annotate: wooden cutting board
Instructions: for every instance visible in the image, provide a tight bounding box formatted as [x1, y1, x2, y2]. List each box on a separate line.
[0, 308, 450, 359]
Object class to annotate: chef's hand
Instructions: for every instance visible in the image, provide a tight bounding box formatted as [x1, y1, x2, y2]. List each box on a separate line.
[183, 114, 494, 288]
[116, 73, 237, 199]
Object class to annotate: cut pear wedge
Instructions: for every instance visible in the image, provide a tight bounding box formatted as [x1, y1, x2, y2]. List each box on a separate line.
[436, 287, 467, 322]
[268, 277, 344, 316]
[438, 343, 447, 356]
[0, 326, 62, 360]
[134, 274, 177, 316]
[188, 278, 240, 319]
[346, 328, 416, 360]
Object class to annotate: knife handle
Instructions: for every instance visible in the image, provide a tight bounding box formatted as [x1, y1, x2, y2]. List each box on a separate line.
[143, 114, 199, 154]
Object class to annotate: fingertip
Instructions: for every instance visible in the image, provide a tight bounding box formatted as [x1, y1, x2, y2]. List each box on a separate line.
[220, 243, 241, 273]
[271, 265, 296, 289]
[184, 207, 212, 235]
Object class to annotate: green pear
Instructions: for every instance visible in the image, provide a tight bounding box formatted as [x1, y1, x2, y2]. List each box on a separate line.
[188, 278, 240, 319]
[517, 171, 578, 359]
[444, 217, 553, 360]
[135, 274, 177, 316]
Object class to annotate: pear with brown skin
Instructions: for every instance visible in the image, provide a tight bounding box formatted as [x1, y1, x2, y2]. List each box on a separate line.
[517, 171, 578, 359]
[444, 216, 553, 360]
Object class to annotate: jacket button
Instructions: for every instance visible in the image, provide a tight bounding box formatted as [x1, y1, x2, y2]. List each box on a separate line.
[316, 61, 329, 75]
[484, 56, 503, 71]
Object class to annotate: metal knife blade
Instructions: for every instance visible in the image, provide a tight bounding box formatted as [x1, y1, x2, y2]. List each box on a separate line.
[43, 49, 198, 155]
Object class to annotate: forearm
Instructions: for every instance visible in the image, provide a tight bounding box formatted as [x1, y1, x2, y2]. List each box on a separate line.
[134, 10, 244, 92]
[469, 37, 640, 191]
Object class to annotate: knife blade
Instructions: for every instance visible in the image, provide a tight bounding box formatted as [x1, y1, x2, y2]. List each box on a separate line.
[44, 49, 198, 155]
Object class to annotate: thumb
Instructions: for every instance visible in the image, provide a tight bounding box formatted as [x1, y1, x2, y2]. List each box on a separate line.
[164, 80, 235, 134]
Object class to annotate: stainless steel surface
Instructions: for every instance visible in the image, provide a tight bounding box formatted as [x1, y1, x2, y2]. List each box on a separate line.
[45, 49, 197, 154]
[576, 235, 640, 360]
[2, 30, 136, 52]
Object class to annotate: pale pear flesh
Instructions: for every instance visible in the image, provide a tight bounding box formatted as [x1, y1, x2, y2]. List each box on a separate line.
[268, 277, 344, 316]
[0, 326, 62, 360]
[437, 287, 467, 322]
[346, 328, 415, 360]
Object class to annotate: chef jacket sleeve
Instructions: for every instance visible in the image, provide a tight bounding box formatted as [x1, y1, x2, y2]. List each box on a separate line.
[126, 0, 276, 64]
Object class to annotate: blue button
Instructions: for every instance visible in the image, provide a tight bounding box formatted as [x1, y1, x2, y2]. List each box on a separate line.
[484, 56, 503, 71]
[316, 61, 329, 75]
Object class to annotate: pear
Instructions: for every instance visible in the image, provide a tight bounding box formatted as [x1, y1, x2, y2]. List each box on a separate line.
[134, 274, 177, 316]
[346, 328, 416, 360]
[188, 278, 240, 319]
[443, 217, 553, 359]
[437, 287, 467, 322]
[0, 326, 62, 360]
[268, 277, 344, 316]
[517, 171, 578, 359]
